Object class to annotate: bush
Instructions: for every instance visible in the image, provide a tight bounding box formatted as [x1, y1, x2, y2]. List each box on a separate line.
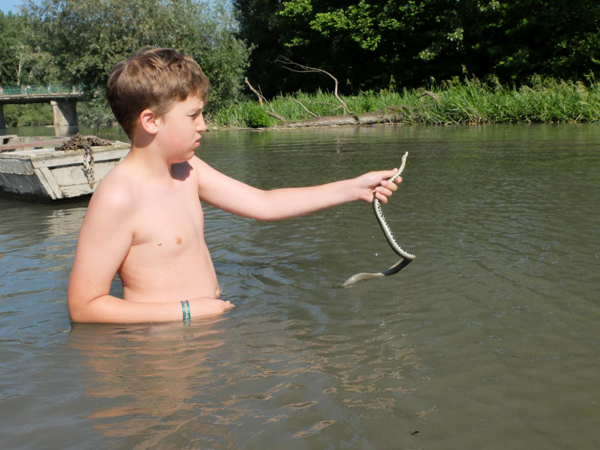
[3, 103, 53, 126]
[245, 103, 273, 128]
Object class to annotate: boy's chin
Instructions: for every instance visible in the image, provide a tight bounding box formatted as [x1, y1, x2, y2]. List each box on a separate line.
[171, 153, 195, 165]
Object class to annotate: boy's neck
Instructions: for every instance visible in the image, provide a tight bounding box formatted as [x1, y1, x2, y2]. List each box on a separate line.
[126, 136, 180, 181]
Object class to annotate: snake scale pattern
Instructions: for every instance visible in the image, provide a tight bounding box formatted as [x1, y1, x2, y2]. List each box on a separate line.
[342, 151, 415, 287]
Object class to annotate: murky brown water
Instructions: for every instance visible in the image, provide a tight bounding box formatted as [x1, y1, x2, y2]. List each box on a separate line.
[1, 124, 599, 449]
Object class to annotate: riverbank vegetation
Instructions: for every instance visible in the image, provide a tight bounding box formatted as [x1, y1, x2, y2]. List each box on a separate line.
[2, 104, 52, 126]
[2, 1, 600, 128]
[215, 75, 600, 128]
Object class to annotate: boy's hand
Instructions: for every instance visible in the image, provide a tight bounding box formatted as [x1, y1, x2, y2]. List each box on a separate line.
[189, 298, 235, 319]
[355, 169, 401, 204]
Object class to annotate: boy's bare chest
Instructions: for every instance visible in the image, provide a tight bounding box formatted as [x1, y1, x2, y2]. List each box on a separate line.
[131, 189, 205, 251]
[118, 186, 217, 298]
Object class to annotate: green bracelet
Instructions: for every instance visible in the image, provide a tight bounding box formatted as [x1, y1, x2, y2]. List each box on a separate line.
[181, 300, 191, 322]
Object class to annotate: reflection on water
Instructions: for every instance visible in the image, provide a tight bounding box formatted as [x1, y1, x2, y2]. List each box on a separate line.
[68, 321, 229, 448]
[0, 124, 599, 449]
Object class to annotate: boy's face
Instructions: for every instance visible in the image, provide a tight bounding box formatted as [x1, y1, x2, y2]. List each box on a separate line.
[156, 95, 206, 163]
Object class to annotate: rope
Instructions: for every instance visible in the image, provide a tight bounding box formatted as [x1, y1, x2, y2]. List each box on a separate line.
[82, 141, 95, 189]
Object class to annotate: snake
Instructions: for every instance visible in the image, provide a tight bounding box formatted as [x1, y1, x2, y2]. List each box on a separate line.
[341, 151, 416, 288]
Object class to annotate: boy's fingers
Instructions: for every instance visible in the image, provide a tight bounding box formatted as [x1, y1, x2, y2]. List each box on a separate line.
[380, 180, 398, 191]
[375, 191, 389, 203]
[375, 186, 393, 197]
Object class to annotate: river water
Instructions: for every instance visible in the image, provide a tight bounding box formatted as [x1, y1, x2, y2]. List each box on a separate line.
[0, 124, 599, 449]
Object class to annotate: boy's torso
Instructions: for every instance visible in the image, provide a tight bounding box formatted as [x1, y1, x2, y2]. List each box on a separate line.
[111, 160, 220, 302]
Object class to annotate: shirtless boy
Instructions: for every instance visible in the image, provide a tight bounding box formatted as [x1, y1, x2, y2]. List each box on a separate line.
[67, 47, 402, 324]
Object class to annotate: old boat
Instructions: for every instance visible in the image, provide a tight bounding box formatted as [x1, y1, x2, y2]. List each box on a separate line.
[0, 135, 129, 201]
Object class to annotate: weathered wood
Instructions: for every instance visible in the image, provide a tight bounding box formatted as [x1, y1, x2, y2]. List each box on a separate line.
[0, 138, 69, 152]
[38, 167, 64, 199]
[61, 184, 95, 198]
[31, 145, 129, 168]
[52, 161, 116, 187]
[0, 158, 34, 175]
[281, 116, 358, 128]
[0, 141, 129, 201]
[275, 108, 405, 129]
[358, 111, 404, 124]
[0, 171, 51, 198]
[33, 168, 60, 200]
[1, 135, 18, 146]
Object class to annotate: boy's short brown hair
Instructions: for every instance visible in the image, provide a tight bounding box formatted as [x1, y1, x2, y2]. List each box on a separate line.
[106, 47, 210, 138]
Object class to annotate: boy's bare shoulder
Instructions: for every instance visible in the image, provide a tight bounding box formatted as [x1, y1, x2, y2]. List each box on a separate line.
[88, 162, 136, 214]
[188, 155, 220, 182]
[189, 155, 208, 170]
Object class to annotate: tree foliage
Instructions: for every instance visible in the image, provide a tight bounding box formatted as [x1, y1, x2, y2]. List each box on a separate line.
[235, 0, 600, 95]
[0, 12, 28, 86]
[21, 0, 251, 110]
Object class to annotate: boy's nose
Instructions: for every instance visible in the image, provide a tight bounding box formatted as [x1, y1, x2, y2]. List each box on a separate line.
[197, 115, 207, 132]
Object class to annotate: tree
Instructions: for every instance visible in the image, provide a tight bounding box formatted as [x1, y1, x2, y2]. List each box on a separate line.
[484, 0, 600, 81]
[236, 0, 600, 95]
[233, 0, 325, 97]
[237, 0, 470, 93]
[0, 12, 24, 85]
[22, 0, 251, 110]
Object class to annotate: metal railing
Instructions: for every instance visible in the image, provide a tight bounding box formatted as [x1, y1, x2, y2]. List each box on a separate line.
[0, 85, 84, 96]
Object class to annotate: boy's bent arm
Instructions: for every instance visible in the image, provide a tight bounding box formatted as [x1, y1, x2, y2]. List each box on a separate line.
[194, 157, 399, 221]
[68, 182, 133, 322]
[68, 183, 232, 323]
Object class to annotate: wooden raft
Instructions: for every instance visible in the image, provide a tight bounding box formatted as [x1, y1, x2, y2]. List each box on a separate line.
[0, 142, 130, 201]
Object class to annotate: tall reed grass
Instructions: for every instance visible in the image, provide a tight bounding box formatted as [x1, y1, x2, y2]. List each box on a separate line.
[213, 75, 600, 128]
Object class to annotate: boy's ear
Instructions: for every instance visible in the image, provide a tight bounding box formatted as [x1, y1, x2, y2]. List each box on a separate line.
[139, 109, 160, 135]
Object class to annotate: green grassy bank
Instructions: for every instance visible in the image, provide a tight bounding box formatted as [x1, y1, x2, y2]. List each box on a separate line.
[214, 76, 600, 128]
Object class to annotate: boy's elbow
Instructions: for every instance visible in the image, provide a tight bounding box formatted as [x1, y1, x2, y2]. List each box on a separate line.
[67, 289, 97, 323]
[67, 296, 87, 323]
[68, 309, 84, 323]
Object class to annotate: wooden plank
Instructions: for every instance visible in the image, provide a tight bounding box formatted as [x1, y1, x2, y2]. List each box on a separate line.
[11, 148, 58, 156]
[51, 161, 117, 187]
[37, 167, 64, 199]
[0, 170, 51, 199]
[0, 158, 34, 175]
[1, 135, 18, 145]
[61, 183, 94, 198]
[0, 138, 69, 152]
[31, 145, 129, 168]
[33, 168, 59, 200]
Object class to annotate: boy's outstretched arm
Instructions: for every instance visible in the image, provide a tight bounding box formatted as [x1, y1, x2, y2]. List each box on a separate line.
[194, 157, 400, 221]
[67, 182, 232, 324]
